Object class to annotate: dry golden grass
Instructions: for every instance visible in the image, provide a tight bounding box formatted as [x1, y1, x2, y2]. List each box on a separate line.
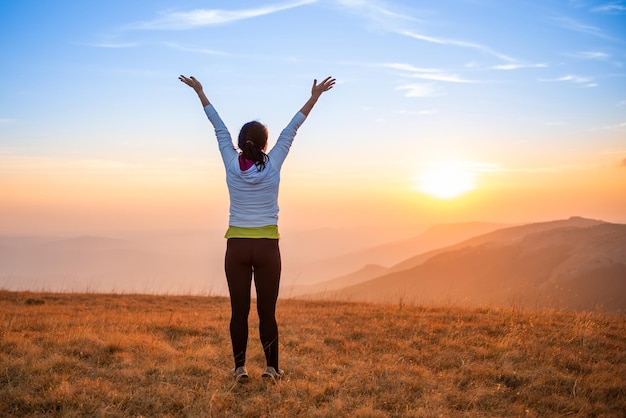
[1, 290, 625, 417]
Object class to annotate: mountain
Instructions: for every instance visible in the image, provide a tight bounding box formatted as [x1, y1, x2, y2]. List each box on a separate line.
[295, 217, 597, 296]
[390, 216, 605, 273]
[283, 221, 505, 286]
[303, 218, 626, 312]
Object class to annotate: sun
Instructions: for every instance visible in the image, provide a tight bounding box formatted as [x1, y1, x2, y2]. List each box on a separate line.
[414, 161, 476, 199]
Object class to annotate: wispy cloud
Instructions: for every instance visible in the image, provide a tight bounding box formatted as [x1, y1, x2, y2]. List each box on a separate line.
[162, 42, 232, 56]
[382, 63, 476, 83]
[492, 63, 548, 71]
[130, 0, 317, 30]
[396, 109, 437, 116]
[408, 73, 475, 83]
[464, 60, 547, 71]
[552, 16, 614, 40]
[396, 84, 438, 98]
[591, 2, 626, 13]
[567, 51, 610, 60]
[382, 63, 439, 73]
[601, 121, 626, 130]
[620, 158, 626, 167]
[399, 30, 516, 63]
[333, 0, 422, 27]
[334, 1, 520, 66]
[565, 50, 623, 67]
[540, 74, 598, 87]
[556, 75, 592, 83]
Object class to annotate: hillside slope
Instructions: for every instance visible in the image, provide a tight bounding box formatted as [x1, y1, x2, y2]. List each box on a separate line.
[299, 217, 604, 298]
[305, 219, 626, 312]
[283, 221, 505, 287]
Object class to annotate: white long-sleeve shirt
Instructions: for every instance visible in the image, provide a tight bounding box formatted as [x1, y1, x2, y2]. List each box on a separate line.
[204, 104, 307, 228]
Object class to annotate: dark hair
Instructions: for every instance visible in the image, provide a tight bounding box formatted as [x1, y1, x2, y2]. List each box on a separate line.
[238, 121, 269, 171]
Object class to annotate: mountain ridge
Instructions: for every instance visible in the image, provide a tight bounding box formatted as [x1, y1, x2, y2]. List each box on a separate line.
[299, 217, 626, 312]
[283, 221, 506, 286]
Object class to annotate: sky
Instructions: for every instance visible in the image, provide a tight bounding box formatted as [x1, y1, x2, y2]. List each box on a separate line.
[1, 0, 625, 235]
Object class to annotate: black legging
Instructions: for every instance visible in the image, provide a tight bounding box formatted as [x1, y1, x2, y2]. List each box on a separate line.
[225, 238, 281, 370]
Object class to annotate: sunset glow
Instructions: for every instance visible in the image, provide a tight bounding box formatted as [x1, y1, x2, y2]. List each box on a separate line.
[415, 161, 477, 199]
[0, 0, 624, 236]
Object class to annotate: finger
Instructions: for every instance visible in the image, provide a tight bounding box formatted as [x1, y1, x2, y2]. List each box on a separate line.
[320, 76, 334, 88]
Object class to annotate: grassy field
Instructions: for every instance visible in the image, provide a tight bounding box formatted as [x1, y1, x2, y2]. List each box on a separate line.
[1, 291, 625, 417]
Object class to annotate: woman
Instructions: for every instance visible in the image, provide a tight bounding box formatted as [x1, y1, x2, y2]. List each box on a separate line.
[179, 74, 335, 382]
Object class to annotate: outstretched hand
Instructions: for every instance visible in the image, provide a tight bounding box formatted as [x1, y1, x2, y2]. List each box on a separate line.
[179, 75, 210, 107]
[311, 76, 336, 98]
[299, 76, 336, 117]
[179, 75, 203, 93]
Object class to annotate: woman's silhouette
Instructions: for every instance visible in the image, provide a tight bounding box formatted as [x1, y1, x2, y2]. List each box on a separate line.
[180, 74, 335, 382]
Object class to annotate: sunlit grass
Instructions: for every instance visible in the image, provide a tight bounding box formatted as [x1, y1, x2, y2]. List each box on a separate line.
[1, 291, 625, 416]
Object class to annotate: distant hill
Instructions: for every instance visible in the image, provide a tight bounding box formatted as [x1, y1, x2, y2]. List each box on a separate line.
[283, 221, 505, 286]
[285, 264, 388, 297]
[296, 217, 601, 296]
[302, 217, 626, 312]
[0, 233, 227, 295]
[390, 216, 606, 273]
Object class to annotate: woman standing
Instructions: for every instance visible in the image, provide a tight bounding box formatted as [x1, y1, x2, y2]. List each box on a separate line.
[179, 74, 335, 382]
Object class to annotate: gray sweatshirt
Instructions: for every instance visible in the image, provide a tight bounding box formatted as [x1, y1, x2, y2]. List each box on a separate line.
[204, 104, 307, 227]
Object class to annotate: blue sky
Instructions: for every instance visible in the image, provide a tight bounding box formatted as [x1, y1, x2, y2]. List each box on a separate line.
[1, 0, 625, 233]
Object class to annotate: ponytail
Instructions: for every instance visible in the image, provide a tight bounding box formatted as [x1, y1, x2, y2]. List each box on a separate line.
[238, 121, 269, 171]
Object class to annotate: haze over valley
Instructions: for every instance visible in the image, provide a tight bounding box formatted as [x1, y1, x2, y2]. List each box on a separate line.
[2, 216, 624, 312]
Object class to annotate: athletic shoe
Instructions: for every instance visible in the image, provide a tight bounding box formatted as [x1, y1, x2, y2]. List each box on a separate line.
[232, 366, 249, 383]
[262, 366, 284, 382]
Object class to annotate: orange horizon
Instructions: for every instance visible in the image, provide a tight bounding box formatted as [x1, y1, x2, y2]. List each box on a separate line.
[1, 162, 624, 235]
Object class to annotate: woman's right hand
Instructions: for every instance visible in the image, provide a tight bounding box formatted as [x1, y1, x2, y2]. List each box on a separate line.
[311, 76, 336, 98]
[299, 76, 335, 116]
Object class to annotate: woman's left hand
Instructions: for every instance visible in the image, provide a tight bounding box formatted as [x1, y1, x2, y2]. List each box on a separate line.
[179, 75, 204, 93]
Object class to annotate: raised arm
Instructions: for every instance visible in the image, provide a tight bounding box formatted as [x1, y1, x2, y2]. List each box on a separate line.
[299, 76, 336, 117]
[268, 76, 336, 168]
[179, 75, 237, 164]
[179, 75, 210, 107]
